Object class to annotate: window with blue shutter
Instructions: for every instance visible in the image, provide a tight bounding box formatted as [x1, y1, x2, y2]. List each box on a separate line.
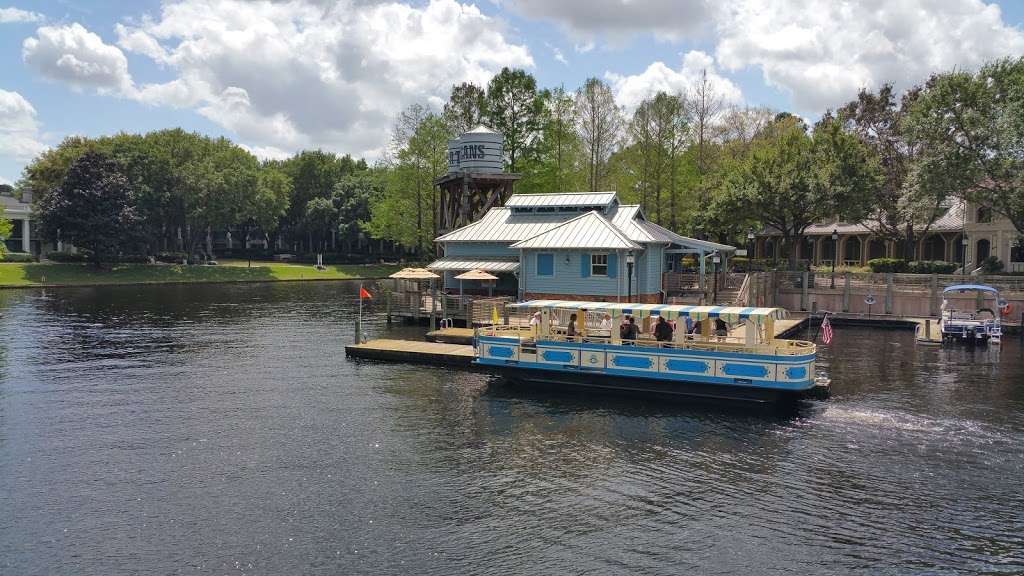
[536, 253, 554, 276]
[580, 253, 590, 277]
[607, 253, 617, 278]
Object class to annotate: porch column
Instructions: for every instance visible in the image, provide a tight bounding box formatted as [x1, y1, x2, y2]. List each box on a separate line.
[698, 248, 706, 293]
[861, 235, 868, 265]
[21, 219, 30, 253]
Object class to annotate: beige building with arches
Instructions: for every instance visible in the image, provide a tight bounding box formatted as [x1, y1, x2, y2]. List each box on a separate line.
[754, 201, 1024, 273]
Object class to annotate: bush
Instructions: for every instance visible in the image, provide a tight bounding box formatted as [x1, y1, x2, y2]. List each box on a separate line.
[980, 256, 1004, 274]
[118, 254, 152, 264]
[3, 252, 34, 262]
[45, 251, 89, 263]
[906, 260, 958, 274]
[730, 257, 771, 272]
[154, 251, 188, 264]
[867, 258, 908, 273]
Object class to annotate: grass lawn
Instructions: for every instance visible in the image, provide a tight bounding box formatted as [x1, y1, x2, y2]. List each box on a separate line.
[0, 259, 402, 287]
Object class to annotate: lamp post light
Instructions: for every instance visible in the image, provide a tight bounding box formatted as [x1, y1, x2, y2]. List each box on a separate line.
[712, 251, 721, 303]
[626, 251, 635, 302]
[830, 228, 839, 289]
[961, 235, 969, 276]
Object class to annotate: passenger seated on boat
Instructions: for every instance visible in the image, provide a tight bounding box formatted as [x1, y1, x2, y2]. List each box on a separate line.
[714, 317, 729, 338]
[654, 316, 673, 342]
[621, 316, 639, 344]
[567, 313, 578, 338]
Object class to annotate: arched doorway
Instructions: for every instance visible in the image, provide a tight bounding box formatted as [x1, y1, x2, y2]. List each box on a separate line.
[843, 236, 862, 265]
[763, 239, 775, 260]
[922, 235, 945, 261]
[868, 239, 886, 260]
[976, 238, 991, 262]
[821, 236, 836, 264]
[952, 234, 964, 265]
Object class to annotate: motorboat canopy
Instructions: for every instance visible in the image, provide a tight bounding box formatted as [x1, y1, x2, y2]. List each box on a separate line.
[942, 284, 999, 295]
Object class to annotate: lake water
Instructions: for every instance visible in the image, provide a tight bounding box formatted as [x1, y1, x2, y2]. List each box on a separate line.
[1, 282, 1022, 575]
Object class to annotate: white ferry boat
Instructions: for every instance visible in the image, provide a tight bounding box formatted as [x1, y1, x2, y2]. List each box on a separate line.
[474, 300, 827, 403]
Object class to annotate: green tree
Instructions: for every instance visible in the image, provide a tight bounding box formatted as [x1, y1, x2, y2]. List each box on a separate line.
[485, 67, 543, 172]
[0, 203, 11, 260]
[442, 82, 486, 135]
[517, 86, 584, 193]
[334, 173, 379, 249]
[838, 84, 947, 260]
[576, 77, 623, 192]
[304, 196, 338, 254]
[368, 109, 449, 254]
[726, 115, 878, 268]
[36, 150, 143, 267]
[907, 57, 1024, 237]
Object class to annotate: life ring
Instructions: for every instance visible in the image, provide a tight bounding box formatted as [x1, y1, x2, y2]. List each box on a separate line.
[1000, 302, 1013, 316]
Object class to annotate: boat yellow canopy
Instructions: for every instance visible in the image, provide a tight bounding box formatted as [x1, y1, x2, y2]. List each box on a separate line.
[508, 300, 788, 323]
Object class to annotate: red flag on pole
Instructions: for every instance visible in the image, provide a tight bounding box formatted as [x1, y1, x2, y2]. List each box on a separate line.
[359, 287, 372, 299]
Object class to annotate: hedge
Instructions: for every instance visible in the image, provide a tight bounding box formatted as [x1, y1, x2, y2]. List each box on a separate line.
[45, 251, 90, 263]
[867, 258, 908, 273]
[3, 252, 34, 263]
[906, 260, 957, 274]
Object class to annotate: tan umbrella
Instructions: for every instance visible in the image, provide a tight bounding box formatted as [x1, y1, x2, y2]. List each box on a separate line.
[453, 269, 498, 281]
[454, 269, 499, 298]
[389, 267, 440, 280]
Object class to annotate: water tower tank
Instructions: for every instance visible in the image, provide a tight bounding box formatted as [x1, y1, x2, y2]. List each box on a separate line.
[455, 125, 503, 173]
[446, 137, 461, 174]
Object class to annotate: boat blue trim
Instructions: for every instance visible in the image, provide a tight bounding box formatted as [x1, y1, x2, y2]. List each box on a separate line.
[505, 337, 814, 363]
[475, 358, 813, 390]
[664, 359, 711, 373]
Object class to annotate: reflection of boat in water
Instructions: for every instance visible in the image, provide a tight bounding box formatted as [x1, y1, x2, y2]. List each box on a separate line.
[474, 300, 829, 404]
[940, 284, 1003, 345]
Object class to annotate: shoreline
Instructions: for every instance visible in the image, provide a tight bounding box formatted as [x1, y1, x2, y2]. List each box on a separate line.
[0, 260, 403, 289]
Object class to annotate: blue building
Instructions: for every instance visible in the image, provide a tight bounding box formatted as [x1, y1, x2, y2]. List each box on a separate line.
[428, 192, 734, 303]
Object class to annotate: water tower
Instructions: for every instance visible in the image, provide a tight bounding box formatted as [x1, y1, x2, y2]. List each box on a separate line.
[436, 125, 520, 235]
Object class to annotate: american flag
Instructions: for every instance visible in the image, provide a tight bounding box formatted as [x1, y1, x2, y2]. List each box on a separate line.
[821, 313, 833, 345]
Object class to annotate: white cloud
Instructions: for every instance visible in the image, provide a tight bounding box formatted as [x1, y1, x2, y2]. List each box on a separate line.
[0, 89, 48, 161]
[714, 0, 1024, 114]
[0, 6, 44, 23]
[606, 50, 744, 110]
[507, 0, 714, 43]
[22, 23, 134, 93]
[112, 0, 533, 159]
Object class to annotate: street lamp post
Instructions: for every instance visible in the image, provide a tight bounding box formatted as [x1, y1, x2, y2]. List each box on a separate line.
[626, 251, 635, 302]
[830, 228, 839, 289]
[747, 230, 755, 263]
[961, 235, 969, 276]
[712, 251, 721, 303]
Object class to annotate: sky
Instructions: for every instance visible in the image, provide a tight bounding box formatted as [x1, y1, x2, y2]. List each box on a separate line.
[1, 0, 1024, 185]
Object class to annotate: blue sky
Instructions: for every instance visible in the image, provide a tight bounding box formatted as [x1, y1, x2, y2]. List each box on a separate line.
[2, 0, 1023, 185]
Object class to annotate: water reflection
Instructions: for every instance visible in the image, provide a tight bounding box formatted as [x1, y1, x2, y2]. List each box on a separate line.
[0, 283, 1022, 575]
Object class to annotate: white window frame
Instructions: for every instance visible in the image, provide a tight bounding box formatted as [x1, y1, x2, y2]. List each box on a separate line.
[591, 253, 608, 276]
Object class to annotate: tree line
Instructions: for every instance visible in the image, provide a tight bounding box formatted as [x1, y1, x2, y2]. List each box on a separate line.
[10, 58, 1024, 269]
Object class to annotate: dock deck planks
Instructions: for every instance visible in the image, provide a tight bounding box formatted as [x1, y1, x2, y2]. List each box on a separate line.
[345, 338, 474, 366]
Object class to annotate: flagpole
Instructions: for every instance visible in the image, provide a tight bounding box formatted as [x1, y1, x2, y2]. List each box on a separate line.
[812, 311, 826, 342]
[358, 282, 363, 344]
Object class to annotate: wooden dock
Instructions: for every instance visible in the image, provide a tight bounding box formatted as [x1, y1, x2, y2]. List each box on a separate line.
[425, 327, 475, 344]
[345, 339, 474, 366]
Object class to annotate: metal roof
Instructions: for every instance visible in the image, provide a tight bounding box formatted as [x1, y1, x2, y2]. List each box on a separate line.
[509, 211, 642, 250]
[426, 257, 520, 272]
[643, 221, 737, 252]
[504, 192, 616, 208]
[509, 300, 788, 322]
[761, 201, 966, 236]
[436, 208, 570, 242]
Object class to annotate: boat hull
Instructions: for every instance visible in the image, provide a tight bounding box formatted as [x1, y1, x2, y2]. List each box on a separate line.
[484, 363, 797, 403]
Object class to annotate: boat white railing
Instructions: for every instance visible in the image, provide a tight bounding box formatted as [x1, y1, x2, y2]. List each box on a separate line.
[476, 325, 815, 357]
